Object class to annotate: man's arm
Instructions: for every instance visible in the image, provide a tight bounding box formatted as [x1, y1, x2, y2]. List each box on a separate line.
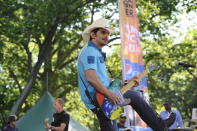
[85, 69, 121, 104]
[44, 118, 52, 131]
[50, 123, 66, 131]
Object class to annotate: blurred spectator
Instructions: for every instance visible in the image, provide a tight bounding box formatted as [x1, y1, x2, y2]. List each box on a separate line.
[117, 113, 127, 130]
[160, 101, 184, 129]
[44, 98, 70, 131]
[3, 115, 19, 131]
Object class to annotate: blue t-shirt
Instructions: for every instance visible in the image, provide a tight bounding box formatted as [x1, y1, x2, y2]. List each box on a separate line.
[160, 110, 184, 129]
[77, 41, 110, 109]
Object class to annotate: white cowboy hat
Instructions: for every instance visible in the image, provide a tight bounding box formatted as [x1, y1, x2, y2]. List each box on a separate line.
[82, 18, 115, 42]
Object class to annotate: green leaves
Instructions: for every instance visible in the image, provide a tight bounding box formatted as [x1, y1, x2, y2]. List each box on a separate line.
[0, 0, 196, 129]
[142, 29, 197, 126]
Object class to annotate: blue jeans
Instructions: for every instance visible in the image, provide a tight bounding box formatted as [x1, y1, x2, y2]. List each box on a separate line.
[92, 90, 166, 131]
[124, 90, 166, 131]
[91, 108, 118, 131]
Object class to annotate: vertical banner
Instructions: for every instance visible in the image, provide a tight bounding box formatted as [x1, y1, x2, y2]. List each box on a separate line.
[118, 0, 149, 129]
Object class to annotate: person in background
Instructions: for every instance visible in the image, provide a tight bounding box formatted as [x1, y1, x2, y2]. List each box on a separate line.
[3, 115, 19, 131]
[117, 114, 133, 131]
[45, 98, 70, 131]
[160, 100, 184, 129]
[117, 113, 127, 129]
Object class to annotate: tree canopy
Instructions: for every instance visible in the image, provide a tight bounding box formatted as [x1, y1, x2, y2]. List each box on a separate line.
[0, 0, 196, 130]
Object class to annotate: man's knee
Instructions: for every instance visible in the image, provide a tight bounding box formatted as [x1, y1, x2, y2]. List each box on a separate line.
[124, 90, 142, 103]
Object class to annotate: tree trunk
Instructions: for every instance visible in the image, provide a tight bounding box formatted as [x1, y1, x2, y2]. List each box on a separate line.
[11, 24, 58, 115]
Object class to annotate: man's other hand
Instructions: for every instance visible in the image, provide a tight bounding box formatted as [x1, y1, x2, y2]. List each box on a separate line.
[108, 91, 121, 105]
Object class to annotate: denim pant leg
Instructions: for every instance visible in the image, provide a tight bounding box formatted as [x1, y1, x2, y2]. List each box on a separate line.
[124, 90, 166, 131]
[91, 108, 115, 131]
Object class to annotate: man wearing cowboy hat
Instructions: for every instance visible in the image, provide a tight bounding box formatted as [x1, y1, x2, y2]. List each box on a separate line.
[78, 18, 120, 131]
[77, 18, 176, 131]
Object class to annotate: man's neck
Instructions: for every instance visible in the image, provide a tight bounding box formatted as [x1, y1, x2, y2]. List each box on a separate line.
[9, 124, 15, 128]
[166, 109, 171, 113]
[57, 109, 64, 113]
[119, 122, 125, 126]
[91, 40, 103, 49]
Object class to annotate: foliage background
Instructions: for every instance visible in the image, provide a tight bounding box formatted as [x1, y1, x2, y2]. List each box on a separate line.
[0, 0, 196, 130]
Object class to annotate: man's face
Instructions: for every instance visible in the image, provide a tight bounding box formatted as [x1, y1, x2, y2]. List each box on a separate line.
[54, 101, 61, 112]
[119, 116, 126, 123]
[163, 102, 171, 110]
[91, 28, 110, 47]
[10, 120, 17, 127]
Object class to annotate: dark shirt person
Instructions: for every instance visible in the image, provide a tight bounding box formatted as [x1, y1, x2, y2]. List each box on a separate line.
[45, 98, 70, 131]
[3, 115, 19, 131]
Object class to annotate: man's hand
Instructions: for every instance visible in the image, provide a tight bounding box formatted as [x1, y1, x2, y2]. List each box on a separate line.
[50, 126, 55, 130]
[44, 118, 51, 131]
[107, 91, 121, 105]
[45, 125, 56, 131]
[132, 76, 140, 87]
[45, 124, 52, 131]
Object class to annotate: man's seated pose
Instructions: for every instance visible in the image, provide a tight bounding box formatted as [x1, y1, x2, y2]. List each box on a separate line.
[77, 18, 176, 131]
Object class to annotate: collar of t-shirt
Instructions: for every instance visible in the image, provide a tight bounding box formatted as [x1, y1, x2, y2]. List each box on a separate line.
[54, 111, 65, 118]
[88, 41, 106, 61]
